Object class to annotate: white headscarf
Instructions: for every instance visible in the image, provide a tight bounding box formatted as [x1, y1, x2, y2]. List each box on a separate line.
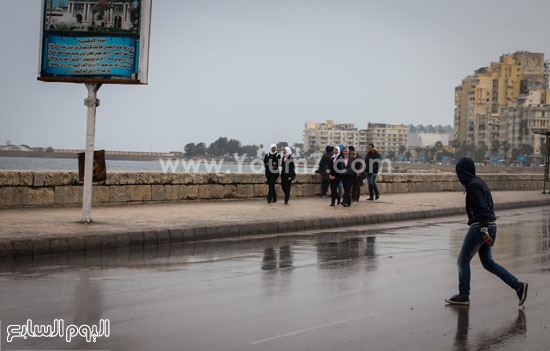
[331, 145, 340, 159]
[269, 144, 277, 155]
[283, 146, 292, 160]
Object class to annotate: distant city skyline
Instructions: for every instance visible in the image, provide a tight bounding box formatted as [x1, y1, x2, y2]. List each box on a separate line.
[2, 0, 550, 152]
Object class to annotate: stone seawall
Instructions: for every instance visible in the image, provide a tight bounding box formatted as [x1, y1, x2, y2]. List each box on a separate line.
[0, 171, 544, 208]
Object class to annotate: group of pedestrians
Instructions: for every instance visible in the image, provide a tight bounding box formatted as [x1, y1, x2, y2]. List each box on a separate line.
[263, 144, 296, 204]
[317, 144, 381, 207]
[265, 143, 382, 207]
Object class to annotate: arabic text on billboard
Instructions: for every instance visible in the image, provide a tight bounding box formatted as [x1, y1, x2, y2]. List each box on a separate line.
[44, 36, 137, 76]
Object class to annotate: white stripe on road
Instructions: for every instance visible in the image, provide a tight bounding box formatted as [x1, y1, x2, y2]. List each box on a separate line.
[251, 314, 368, 345]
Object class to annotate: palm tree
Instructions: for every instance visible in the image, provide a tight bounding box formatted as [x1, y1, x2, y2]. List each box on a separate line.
[398, 144, 407, 156]
[490, 140, 501, 157]
[434, 141, 443, 160]
[501, 141, 511, 161]
[511, 148, 520, 161]
[520, 143, 533, 157]
[415, 146, 423, 161]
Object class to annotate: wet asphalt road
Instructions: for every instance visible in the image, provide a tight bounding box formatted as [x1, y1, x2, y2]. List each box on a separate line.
[0, 208, 549, 351]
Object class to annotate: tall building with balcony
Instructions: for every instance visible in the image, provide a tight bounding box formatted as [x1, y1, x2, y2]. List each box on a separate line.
[364, 123, 409, 155]
[454, 52, 549, 155]
[303, 120, 359, 154]
[500, 94, 550, 159]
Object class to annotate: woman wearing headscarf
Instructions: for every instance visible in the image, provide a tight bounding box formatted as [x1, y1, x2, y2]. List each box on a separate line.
[340, 147, 355, 207]
[328, 145, 341, 206]
[263, 144, 280, 203]
[280, 146, 296, 204]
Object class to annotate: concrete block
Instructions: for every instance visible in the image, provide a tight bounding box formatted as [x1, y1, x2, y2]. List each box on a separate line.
[0, 241, 14, 258]
[129, 232, 144, 247]
[193, 227, 207, 241]
[118, 172, 138, 185]
[67, 237, 85, 253]
[253, 184, 268, 197]
[236, 184, 254, 198]
[143, 231, 158, 246]
[31, 238, 51, 256]
[105, 172, 119, 185]
[13, 239, 33, 256]
[50, 238, 69, 254]
[93, 186, 110, 204]
[224, 185, 237, 198]
[168, 228, 184, 243]
[101, 235, 117, 250]
[199, 185, 224, 199]
[206, 226, 220, 240]
[84, 235, 103, 252]
[129, 185, 152, 202]
[54, 186, 81, 205]
[238, 224, 251, 236]
[157, 230, 171, 245]
[115, 233, 130, 248]
[110, 186, 131, 203]
[27, 187, 55, 206]
[182, 185, 199, 199]
[181, 228, 195, 242]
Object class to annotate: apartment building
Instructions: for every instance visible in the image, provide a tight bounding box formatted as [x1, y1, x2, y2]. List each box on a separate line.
[454, 52, 549, 154]
[365, 123, 409, 155]
[303, 120, 359, 154]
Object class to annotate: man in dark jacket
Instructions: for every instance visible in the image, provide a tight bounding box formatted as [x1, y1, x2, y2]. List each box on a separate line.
[445, 157, 528, 306]
[316, 146, 333, 197]
[349, 146, 364, 202]
[365, 144, 381, 200]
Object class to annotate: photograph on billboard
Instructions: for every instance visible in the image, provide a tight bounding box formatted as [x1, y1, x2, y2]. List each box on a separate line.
[38, 0, 151, 84]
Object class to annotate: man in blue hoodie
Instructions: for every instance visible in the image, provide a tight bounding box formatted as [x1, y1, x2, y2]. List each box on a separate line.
[445, 157, 528, 306]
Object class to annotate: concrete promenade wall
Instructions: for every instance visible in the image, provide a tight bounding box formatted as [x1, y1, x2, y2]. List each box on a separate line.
[0, 171, 544, 208]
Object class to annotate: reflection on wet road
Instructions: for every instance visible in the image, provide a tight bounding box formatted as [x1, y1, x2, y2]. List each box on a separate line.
[0, 208, 549, 350]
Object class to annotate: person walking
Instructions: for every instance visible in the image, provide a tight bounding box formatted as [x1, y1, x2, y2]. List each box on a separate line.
[365, 143, 381, 201]
[316, 146, 333, 197]
[338, 144, 345, 196]
[263, 144, 280, 203]
[340, 147, 354, 207]
[349, 146, 364, 202]
[280, 146, 296, 204]
[328, 146, 341, 206]
[445, 157, 528, 306]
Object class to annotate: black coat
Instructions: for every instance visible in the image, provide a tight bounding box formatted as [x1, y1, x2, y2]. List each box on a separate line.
[456, 157, 496, 227]
[329, 156, 341, 179]
[351, 153, 365, 175]
[280, 155, 296, 182]
[264, 153, 280, 178]
[365, 150, 381, 174]
[317, 152, 332, 181]
[339, 155, 355, 176]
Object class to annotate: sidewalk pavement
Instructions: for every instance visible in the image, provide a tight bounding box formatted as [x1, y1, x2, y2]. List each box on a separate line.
[1, 191, 549, 258]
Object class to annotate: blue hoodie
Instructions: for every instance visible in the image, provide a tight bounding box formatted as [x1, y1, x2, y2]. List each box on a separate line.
[455, 157, 496, 227]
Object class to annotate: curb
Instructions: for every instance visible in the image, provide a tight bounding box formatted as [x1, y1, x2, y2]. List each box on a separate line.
[1, 198, 550, 259]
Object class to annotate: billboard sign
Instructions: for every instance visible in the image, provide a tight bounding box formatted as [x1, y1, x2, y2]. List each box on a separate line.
[38, 0, 151, 84]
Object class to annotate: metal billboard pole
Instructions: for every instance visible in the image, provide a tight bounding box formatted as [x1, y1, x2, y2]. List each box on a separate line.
[80, 83, 101, 223]
[534, 130, 550, 194]
[38, 0, 152, 223]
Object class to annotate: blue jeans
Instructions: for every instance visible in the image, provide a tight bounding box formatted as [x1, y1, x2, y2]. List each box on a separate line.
[457, 225, 521, 298]
[367, 173, 379, 198]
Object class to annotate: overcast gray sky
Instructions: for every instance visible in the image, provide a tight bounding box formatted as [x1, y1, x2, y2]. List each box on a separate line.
[1, 0, 549, 152]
